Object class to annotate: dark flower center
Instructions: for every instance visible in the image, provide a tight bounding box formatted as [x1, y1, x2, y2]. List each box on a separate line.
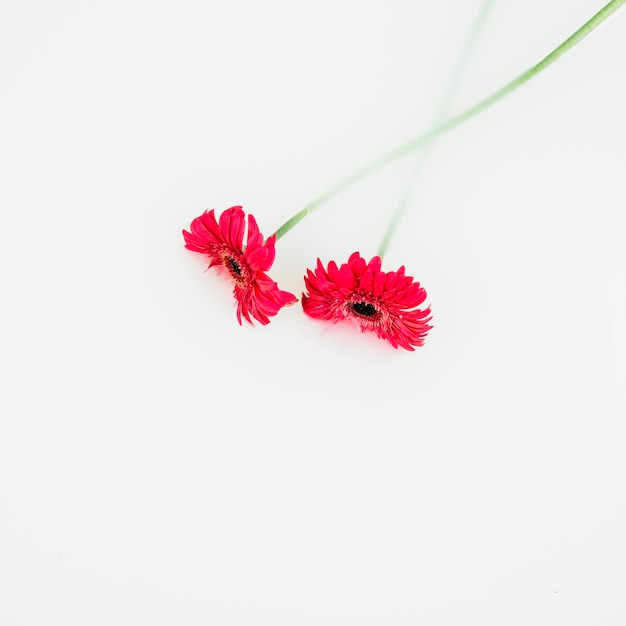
[351, 301, 378, 317]
[221, 253, 248, 286]
[225, 256, 242, 277]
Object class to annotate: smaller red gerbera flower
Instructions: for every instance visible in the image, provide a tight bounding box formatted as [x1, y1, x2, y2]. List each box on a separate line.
[301, 251, 432, 350]
[183, 206, 296, 325]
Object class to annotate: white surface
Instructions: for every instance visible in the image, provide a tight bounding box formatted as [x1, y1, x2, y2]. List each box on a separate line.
[1, 0, 625, 624]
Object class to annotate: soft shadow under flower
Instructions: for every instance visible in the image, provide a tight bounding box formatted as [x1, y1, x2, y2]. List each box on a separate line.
[183, 206, 297, 325]
[302, 251, 432, 350]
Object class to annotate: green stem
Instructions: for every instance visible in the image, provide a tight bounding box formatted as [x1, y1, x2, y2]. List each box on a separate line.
[273, 0, 625, 242]
[378, 0, 495, 258]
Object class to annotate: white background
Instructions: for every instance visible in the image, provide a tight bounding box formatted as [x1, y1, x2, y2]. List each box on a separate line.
[1, 0, 625, 624]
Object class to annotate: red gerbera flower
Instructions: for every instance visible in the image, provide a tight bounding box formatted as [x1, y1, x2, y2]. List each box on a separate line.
[183, 206, 297, 325]
[302, 251, 432, 350]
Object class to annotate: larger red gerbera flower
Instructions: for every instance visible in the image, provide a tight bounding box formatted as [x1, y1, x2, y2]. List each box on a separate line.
[183, 206, 297, 325]
[302, 251, 432, 350]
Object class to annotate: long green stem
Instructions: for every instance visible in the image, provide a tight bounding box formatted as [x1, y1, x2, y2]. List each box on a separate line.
[273, 0, 625, 241]
[378, 0, 495, 258]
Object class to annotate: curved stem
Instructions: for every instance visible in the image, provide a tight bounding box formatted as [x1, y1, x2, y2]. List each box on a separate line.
[378, 0, 495, 258]
[273, 0, 625, 241]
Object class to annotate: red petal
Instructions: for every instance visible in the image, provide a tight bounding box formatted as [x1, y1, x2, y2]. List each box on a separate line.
[247, 212, 261, 243]
[219, 206, 245, 251]
[371, 269, 386, 296]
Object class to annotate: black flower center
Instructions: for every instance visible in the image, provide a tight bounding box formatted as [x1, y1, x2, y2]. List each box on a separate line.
[221, 254, 248, 285]
[351, 301, 378, 317]
[225, 256, 242, 277]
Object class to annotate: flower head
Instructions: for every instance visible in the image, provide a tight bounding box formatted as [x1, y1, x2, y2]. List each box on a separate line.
[183, 206, 296, 325]
[301, 251, 432, 350]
